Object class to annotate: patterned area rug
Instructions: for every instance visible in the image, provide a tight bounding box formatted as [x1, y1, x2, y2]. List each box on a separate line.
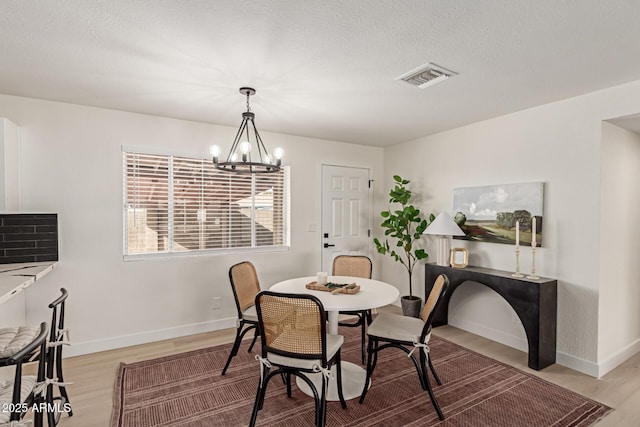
[111, 327, 612, 426]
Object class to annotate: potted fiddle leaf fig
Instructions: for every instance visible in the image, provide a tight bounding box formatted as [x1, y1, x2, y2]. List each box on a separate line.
[373, 175, 434, 317]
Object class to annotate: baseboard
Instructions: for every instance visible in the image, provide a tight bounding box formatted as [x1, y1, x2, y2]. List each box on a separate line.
[65, 317, 237, 357]
[449, 318, 529, 353]
[556, 351, 599, 377]
[450, 318, 601, 377]
[597, 337, 640, 378]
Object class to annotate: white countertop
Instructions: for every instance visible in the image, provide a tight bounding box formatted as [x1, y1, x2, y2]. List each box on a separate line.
[0, 261, 58, 304]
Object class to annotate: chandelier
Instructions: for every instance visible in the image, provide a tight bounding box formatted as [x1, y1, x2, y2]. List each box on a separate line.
[210, 87, 284, 174]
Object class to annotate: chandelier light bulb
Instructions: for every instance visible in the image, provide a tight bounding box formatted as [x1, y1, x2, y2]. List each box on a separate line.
[209, 144, 222, 163]
[230, 152, 238, 162]
[273, 147, 284, 166]
[239, 141, 251, 161]
[239, 141, 252, 154]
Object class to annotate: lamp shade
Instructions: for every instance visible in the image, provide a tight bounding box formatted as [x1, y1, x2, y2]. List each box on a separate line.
[424, 212, 465, 236]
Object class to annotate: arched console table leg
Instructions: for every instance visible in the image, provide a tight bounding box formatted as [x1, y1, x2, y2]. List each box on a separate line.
[425, 264, 557, 371]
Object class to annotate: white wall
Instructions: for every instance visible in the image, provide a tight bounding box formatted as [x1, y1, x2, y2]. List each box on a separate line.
[380, 79, 640, 376]
[0, 94, 384, 356]
[0, 118, 21, 212]
[598, 122, 640, 375]
[4, 79, 640, 375]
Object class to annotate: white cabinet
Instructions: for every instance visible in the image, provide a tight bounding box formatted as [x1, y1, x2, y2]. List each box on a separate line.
[0, 118, 21, 212]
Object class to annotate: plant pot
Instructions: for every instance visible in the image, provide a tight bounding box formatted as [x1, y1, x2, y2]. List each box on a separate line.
[401, 295, 422, 318]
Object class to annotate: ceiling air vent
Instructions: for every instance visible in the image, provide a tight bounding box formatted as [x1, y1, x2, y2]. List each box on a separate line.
[396, 62, 457, 89]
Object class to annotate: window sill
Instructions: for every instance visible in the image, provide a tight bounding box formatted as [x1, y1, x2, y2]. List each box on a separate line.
[123, 245, 290, 262]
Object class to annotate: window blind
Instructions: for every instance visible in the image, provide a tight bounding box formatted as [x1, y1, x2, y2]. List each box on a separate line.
[123, 151, 289, 256]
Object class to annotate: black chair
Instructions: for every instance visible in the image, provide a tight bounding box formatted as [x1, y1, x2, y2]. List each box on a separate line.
[250, 291, 347, 427]
[359, 274, 449, 420]
[333, 255, 373, 364]
[221, 261, 261, 375]
[0, 325, 43, 366]
[0, 322, 48, 427]
[44, 288, 73, 426]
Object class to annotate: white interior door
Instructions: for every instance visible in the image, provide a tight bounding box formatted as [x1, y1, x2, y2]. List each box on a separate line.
[321, 165, 371, 273]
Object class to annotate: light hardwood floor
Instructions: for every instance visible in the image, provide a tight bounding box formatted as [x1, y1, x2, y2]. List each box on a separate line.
[5, 306, 640, 426]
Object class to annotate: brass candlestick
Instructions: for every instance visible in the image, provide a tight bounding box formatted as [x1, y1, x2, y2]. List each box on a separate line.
[512, 246, 524, 278]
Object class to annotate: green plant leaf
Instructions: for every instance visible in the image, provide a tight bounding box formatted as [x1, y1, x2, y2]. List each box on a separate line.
[374, 175, 432, 298]
[415, 249, 428, 260]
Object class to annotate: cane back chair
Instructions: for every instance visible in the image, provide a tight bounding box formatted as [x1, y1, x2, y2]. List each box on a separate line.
[250, 291, 347, 427]
[359, 274, 450, 420]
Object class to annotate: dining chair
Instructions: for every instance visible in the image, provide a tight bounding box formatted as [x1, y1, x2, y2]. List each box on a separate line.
[45, 288, 73, 426]
[221, 261, 261, 375]
[0, 322, 49, 427]
[332, 255, 372, 364]
[0, 326, 42, 365]
[0, 289, 73, 427]
[359, 274, 450, 421]
[250, 291, 347, 427]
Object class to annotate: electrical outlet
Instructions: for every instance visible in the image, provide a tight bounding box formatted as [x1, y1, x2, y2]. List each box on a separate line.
[212, 296, 222, 310]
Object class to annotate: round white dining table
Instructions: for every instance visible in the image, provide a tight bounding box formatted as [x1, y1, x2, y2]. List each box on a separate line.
[270, 275, 399, 335]
[270, 275, 399, 400]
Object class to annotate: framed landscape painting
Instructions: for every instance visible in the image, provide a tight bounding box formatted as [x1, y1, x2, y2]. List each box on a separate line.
[453, 182, 544, 246]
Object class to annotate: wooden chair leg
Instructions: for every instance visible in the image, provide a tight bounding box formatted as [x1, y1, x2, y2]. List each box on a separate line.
[360, 315, 366, 364]
[413, 350, 428, 391]
[359, 338, 376, 404]
[335, 351, 347, 409]
[46, 383, 57, 427]
[221, 327, 243, 375]
[417, 348, 444, 419]
[428, 355, 442, 385]
[318, 376, 328, 427]
[248, 328, 259, 352]
[424, 367, 445, 420]
[222, 322, 257, 375]
[249, 370, 268, 427]
[55, 346, 73, 417]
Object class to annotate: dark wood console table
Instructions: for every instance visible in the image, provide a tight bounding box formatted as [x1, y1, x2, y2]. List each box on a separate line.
[425, 264, 557, 370]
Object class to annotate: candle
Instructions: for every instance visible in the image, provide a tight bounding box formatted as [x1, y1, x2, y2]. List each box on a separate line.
[531, 217, 536, 247]
[317, 272, 328, 286]
[515, 221, 520, 247]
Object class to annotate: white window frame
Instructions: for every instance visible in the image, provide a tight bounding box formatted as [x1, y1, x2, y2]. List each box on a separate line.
[122, 147, 290, 260]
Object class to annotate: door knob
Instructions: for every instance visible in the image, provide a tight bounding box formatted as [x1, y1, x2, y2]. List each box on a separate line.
[324, 243, 335, 248]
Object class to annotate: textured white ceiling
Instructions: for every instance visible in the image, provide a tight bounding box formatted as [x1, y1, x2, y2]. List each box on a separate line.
[2, 1, 640, 146]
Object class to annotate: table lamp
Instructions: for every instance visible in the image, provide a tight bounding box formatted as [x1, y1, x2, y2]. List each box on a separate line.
[423, 212, 466, 266]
